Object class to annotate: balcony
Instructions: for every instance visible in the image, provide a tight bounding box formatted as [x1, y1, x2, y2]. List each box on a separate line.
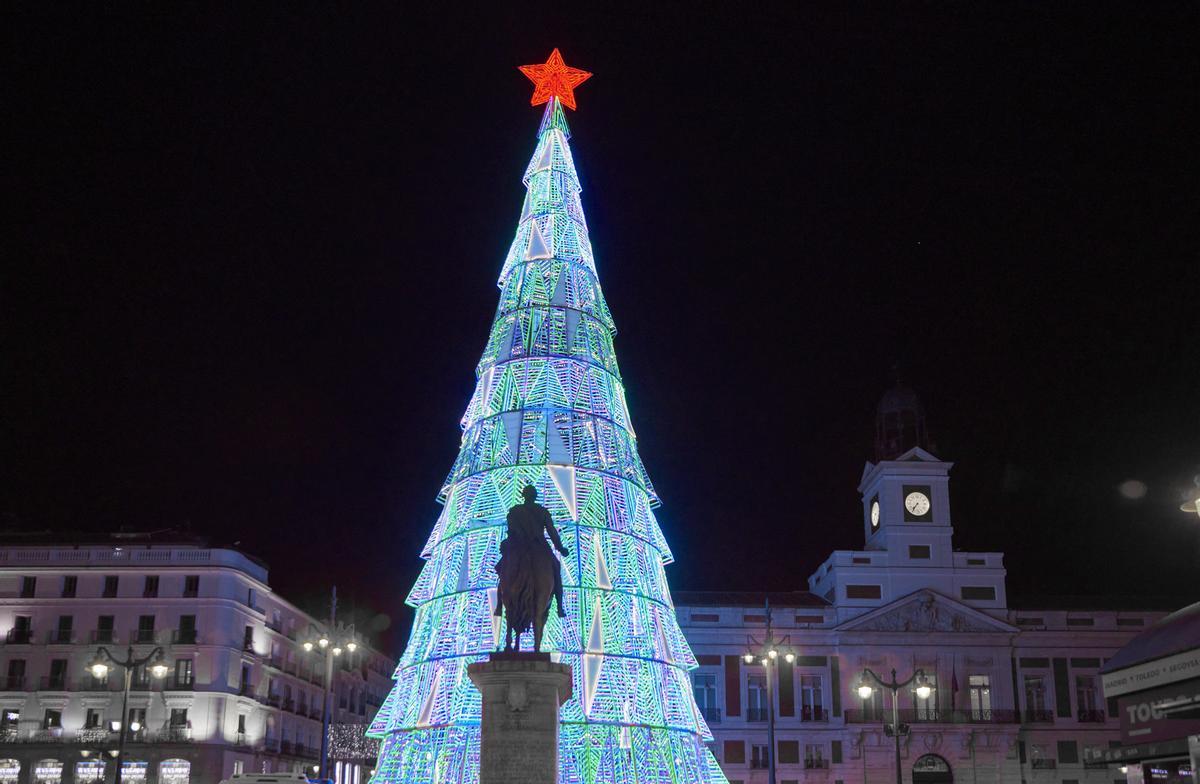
[5, 629, 34, 645]
[168, 679, 194, 691]
[1030, 759, 1057, 770]
[1077, 709, 1106, 723]
[162, 726, 192, 742]
[282, 699, 295, 713]
[844, 708, 1019, 725]
[172, 629, 198, 645]
[91, 629, 116, 644]
[280, 739, 294, 755]
[235, 731, 249, 747]
[800, 705, 827, 722]
[132, 629, 157, 644]
[238, 682, 254, 697]
[1023, 709, 1054, 724]
[0, 677, 26, 691]
[38, 676, 69, 692]
[46, 629, 74, 645]
[805, 759, 830, 769]
[751, 756, 771, 770]
[746, 707, 769, 722]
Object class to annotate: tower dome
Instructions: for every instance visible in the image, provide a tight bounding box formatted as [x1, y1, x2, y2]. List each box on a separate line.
[874, 381, 931, 460]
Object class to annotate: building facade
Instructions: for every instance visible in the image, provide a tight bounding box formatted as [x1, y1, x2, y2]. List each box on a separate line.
[0, 537, 394, 784]
[676, 386, 1169, 784]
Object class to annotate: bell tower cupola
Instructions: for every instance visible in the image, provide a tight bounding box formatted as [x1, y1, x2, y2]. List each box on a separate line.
[874, 378, 932, 461]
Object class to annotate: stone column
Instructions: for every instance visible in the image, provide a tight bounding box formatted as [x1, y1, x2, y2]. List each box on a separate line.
[468, 654, 573, 784]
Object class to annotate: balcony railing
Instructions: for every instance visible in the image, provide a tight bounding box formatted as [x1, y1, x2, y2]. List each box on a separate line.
[1, 677, 26, 691]
[235, 731, 249, 747]
[172, 629, 198, 644]
[800, 705, 827, 722]
[282, 699, 295, 713]
[1023, 709, 1054, 724]
[5, 629, 34, 644]
[751, 756, 771, 770]
[745, 707, 769, 722]
[47, 629, 74, 645]
[1031, 759, 1057, 770]
[805, 759, 830, 769]
[38, 676, 69, 691]
[844, 708, 1019, 725]
[169, 679, 194, 691]
[1077, 709, 1106, 723]
[132, 629, 157, 644]
[91, 629, 116, 644]
[163, 726, 192, 742]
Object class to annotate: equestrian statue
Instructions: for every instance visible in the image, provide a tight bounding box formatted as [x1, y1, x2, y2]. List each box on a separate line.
[494, 485, 570, 653]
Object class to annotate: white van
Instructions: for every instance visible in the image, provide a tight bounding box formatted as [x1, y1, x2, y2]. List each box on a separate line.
[218, 774, 317, 784]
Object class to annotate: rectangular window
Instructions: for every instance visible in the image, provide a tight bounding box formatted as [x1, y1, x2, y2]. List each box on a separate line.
[799, 675, 824, 721]
[169, 708, 188, 726]
[174, 659, 194, 688]
[19, 577, 35, 598]
[240, 663, 252, 694]
[136, 615, 155, 643]
[95, 615, 114, 644]
[851, 557, 872, 564]
[47, 659, 68, 689]
[243, 625, 254, 651]
[177, 615, 197, 644]
[805, 744, 826, 769]
[751, 744, 770, 770]
[8, 615, 32, 644]
[1066, 617, 1094, 626]
[42, 709, 61, 729]
[1016, 617, 1045, 626]
[778, 740, 800, 765]
[52, 615, 73, 644]
[5, 660, 25, 690]
[861, 684, 883, 720]
[1076, 676, 1102, 721]
[233, 761, 244, 776]
[61, 576, 77, 598]
[1058, 740, 1079, 764]
[1116, 618, 1145, 626]
[846, 585, 882, 599]
[723, 740, 745, 764]
[143, 576, 159, 598]
[692, 673, 719, 722]
[85, 708, 102, 729]
[103, 576, 119, 598]
[127, 707, 146, 730]
[1024, 675, 1051, 721]
[183, 575, 199, 597]
[908, 545, 931, 559]
[915, 671, 937, 720]
[747, 674, 768, 722]
[795, 615, 823, 624]
[690, 613, 719, 622]
[967, 557, 986, 565]
[961, 586, 996, 601]
[968, 675, 991, 719]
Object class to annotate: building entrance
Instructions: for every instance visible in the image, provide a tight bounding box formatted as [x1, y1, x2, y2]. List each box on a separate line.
[913, 754, 953, 784]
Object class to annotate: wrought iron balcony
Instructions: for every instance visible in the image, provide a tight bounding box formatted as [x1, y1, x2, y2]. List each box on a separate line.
[172, 629, 198, 644]
[91, 629, 116, 644]
[46, 629, 74, 645]
[1023, 709, 1055, 724]
[1077, 709, 1106, 723]
[38, 676, 69, 691]
[805, 759, 830, 769]
[844, 708, 1019, 725]
[745, 707, 769, 722]
[1, 676, 26, 691]
[5, 629, 34, 645]
[132, 629, 157, 644]
[800, 705, 826, 722]
[1031, 758, 1057, 769]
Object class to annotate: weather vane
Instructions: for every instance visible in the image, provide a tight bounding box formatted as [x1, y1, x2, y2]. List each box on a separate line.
[519, 48, 592, 110]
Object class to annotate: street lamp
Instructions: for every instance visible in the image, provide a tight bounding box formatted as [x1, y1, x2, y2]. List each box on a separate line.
[741, 600, 796, 784]
[302, 586, 362, 783]
[1181, 477, 1199, 518]
[86, 646, 168, 784]
[856, 668, 932, 784]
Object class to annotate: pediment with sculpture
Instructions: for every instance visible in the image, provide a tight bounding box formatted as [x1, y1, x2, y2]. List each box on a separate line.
[838, 590, 1016, 634]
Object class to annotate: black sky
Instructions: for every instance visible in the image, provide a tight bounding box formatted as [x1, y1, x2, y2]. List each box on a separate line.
[6, 4, 1199, 653]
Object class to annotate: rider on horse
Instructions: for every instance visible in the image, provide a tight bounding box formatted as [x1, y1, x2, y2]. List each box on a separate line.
[495, 484, 569, 619]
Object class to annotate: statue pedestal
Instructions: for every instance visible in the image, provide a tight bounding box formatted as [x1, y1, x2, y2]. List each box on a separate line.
[468, 654, 573, 784]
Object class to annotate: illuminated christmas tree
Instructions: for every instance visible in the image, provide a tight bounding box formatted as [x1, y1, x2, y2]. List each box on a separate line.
[368, 50, 727, 784]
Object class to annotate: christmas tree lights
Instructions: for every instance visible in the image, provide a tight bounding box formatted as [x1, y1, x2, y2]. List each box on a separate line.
[368, 51, 727, 784]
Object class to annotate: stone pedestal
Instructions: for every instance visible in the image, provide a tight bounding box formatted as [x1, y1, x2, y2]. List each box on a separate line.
[468, 654, 573, 784]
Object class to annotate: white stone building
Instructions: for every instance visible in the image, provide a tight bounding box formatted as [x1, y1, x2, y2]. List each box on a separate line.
[675, 386, 1170, 784]
[0, 536, 395, 784]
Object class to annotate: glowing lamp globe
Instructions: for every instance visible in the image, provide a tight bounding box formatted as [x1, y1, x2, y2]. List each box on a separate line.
[303, 641, 313, 652]
[743, 653, 755, 664]
[347, 641, 358, 652]
[129, 721, 142, 732]
[89, 661, 109, 679]
[318, 636, 329, 649]
[785, 652, 796, 664]
[857, 683, 874, 700]
[915, 683, 933, 700]
[332, 646, 343, 657]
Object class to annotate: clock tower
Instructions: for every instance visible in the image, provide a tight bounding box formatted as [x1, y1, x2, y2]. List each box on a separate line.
[808, 384, 1008, 621]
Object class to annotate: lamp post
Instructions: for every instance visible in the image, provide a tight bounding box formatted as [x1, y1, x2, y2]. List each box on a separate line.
[856, 668, 933, 784]
[86, 646, 169, 784]
[741, 600, 797, 784]
[301, 586, 360, 783]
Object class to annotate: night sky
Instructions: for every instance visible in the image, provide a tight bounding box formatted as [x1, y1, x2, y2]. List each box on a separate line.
[7, 4, 1199, 653]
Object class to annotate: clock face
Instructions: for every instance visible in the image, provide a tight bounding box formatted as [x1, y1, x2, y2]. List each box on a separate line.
[870, 500, 880, 529]
[904, 491, 931, 517]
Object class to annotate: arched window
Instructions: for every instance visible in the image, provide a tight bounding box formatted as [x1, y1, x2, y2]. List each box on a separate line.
[913, 754, 953, 784]
[160, 758, 191, 784]
[0, 760, 18, 784]
[32, 759, 63, 784]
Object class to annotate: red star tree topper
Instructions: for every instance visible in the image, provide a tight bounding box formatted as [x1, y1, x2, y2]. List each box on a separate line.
[519, 48, 592, 111]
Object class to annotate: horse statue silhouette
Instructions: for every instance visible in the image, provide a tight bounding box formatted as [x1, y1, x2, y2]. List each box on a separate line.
[494, 485, 570, 653]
